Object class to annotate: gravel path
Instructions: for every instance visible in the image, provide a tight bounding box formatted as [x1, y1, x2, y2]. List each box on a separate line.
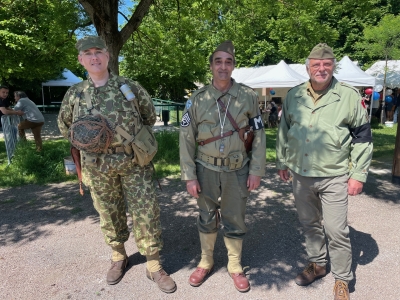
[0, 114, 399, 299]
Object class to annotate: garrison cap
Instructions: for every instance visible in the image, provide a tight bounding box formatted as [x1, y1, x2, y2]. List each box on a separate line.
[308, 43, 335, 59]
[213, 40, 235, 59]
[76, 36, 107, 52]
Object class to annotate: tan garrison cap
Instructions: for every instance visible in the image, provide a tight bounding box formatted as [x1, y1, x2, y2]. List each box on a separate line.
[308, 43, 335, 59]
[213, 40, 235, 59]
[76, 36, 107, 52]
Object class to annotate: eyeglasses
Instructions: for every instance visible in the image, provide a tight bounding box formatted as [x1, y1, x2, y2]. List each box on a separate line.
[309, 62, 334, 70]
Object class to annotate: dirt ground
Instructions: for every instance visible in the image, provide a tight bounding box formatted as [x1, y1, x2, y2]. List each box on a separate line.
[1, 114, 400, 300]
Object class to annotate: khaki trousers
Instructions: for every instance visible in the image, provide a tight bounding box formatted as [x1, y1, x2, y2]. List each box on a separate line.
[18, 120, 44, 151]
[291, 172, 353, 282]
[195, 162, 250, 239]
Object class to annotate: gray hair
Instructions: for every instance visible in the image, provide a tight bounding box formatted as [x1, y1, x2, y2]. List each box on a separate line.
[14, 91, 27, 98]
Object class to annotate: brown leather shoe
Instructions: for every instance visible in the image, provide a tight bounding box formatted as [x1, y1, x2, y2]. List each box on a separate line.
[188, 266, 214, 287]
[333, 280, 350, 300]
[229, 272, 250, 292]
[294, 262, 327, 286]
[106, 258, 128, 285]
[146, 269, 177, 293]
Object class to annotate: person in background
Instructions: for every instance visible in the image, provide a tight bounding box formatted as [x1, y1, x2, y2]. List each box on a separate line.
[276, 43, 373, 300]
[179, 40, 266, 292]
[0, 86, 23, 126]
[13, 91, 45, 152]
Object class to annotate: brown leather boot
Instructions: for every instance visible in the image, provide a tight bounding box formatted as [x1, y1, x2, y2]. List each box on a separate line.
[229, 272, 250, 292]
[106, 258, 128, 285]
[146, 269, 177, 293]
[333, 280, 350, 300]
[294, 262, 327, 286]
[188, 266, 214, 287]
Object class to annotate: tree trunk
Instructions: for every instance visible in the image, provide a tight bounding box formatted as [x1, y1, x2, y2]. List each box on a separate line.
[78, 0, 153, 74]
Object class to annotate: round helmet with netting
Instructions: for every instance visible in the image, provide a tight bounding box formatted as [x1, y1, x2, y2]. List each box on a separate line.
[69, 114, 115, 153]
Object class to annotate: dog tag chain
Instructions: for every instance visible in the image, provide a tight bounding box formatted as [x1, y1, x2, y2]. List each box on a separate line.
[216, 95, 232, 153]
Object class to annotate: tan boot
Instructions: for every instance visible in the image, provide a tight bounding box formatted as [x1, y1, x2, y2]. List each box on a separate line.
[107, 245, 128, 285]
[146, 252, 177, 293]
[333, 280, 350, 300]
[224, 237, 249, 292]
[294, 262, 327, 286]
[189, 231, 217, 287]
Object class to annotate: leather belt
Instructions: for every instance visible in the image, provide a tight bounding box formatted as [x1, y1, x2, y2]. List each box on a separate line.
[197, 152, 230, 166]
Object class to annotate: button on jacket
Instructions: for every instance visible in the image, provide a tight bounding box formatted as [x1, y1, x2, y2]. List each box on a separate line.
[180, 79, 266, 181]
[276, 77, 373, 182]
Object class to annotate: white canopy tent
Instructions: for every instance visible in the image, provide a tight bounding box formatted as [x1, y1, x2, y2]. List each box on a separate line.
[232, 65, 274, 85]
[246, 60, 308, 88]
[365, 60, 400, 88]
[41, 69, 82, 110]
[335, 56, 376, 87]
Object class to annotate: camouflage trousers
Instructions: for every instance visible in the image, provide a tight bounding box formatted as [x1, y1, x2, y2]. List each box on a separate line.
[85, 154, 163, 256]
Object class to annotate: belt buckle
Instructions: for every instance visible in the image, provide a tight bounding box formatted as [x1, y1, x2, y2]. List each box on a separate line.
[214, 157, 222, 166]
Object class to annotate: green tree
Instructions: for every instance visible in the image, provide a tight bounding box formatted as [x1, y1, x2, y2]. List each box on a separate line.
[78, 0, 153, 74]
[0, 0, 82, 88]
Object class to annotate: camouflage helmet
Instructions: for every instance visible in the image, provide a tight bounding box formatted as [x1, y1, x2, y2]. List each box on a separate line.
[69, 114, 114, 153]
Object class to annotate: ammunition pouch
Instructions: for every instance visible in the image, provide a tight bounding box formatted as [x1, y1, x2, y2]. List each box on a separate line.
[131, 125, 158, 167]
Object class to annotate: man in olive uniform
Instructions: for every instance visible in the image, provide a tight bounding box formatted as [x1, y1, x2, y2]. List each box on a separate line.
[276, 43, 373, 299]
[58, 36, 176, 293]
[179, 41, 266, 292]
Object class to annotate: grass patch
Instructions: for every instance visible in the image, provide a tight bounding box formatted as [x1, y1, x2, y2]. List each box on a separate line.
[370, 119, 398, 164]
[153, 130, 181, 178]
[265, 127, 278, 163]
[0, 139, 73, 187]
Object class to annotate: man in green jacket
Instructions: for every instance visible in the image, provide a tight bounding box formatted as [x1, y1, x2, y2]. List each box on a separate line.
[276, 43, 373, 300]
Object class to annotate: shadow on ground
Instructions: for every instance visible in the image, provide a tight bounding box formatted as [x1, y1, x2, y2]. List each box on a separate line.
[0, 163, 393, 291]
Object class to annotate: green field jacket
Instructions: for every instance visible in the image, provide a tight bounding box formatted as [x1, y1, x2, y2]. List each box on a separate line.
[276, 77, 373, 183]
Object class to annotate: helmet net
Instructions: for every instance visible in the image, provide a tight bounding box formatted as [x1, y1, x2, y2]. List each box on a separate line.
[69, 114, 114, 153]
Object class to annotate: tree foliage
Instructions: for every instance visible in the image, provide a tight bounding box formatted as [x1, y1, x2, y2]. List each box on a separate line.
[78, 0, 153, 73]
[355, 14, 400, 65]
[2, 0, 400, 103]
[0, 0, 82, 89]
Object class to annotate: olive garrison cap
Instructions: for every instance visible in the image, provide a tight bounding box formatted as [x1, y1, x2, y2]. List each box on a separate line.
[213, 40, 235, 59]
[76, 36, 107, 52]
[308, 43, 335, 59]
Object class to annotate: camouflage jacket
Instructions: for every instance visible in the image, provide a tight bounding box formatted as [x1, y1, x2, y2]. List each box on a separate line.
[57, 72, 157, 180]
[58, 72, 156, 146]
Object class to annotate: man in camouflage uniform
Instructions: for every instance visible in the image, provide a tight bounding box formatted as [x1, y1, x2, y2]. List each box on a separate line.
[179, 41, 266, 292]
[57, 36, 176, 293]
[276, 43, 373, 300]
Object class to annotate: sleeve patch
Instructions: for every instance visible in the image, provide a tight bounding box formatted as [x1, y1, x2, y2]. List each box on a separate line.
[180, 111, 191, 127]
[186, 100, 192, 109]
[249, 115, 264, 130]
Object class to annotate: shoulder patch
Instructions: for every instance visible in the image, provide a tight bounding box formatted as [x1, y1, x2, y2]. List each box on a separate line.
[186, 99, 192, 109]
[180, 111, 191, 127]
